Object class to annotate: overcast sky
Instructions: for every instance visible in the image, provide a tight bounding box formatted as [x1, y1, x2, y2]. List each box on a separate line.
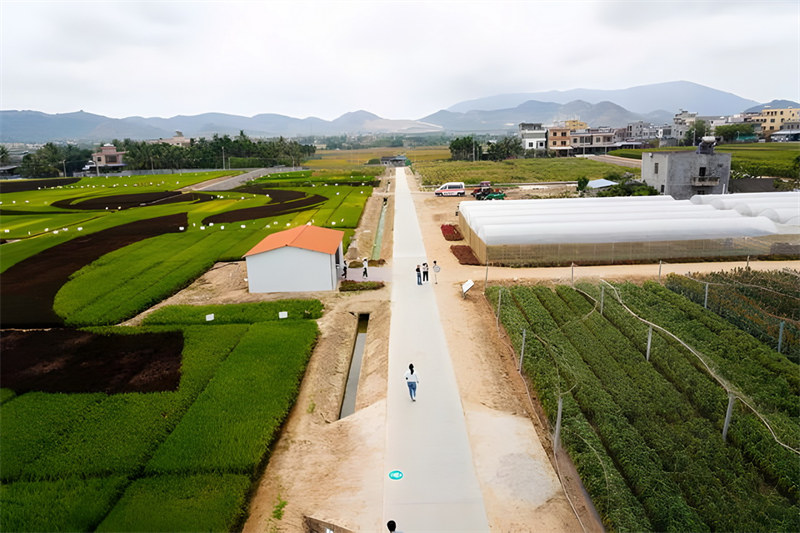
[2, 0, 798, 120]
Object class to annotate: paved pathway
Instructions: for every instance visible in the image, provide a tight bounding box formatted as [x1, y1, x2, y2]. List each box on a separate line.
[383, 167, 489, 532]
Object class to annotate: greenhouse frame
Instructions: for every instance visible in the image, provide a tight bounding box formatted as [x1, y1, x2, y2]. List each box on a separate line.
[458, 193, 800, 266]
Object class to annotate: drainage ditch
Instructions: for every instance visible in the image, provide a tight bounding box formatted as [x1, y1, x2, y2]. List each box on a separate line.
[339, 314, 369, 419]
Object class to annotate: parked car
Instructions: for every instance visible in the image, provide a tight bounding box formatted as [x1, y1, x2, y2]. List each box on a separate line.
[471, 181, 492, 197]
[434, 181, 466, 197]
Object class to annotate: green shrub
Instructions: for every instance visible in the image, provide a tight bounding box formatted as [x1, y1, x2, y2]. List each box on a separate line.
[339, 280, 384, 291]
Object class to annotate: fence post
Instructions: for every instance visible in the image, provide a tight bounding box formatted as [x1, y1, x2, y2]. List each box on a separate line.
[518, 329, 526, 373]
[571, 263, 575, 286]
[646, 325, 653, 361]
[746, 255, 750, 268]
[554, 396, 564, 451]
[496, 289, 502, 331]
[658, 260, 663, 283]
[484, 260, 489, 292]
[722, 392, 735, 442]
[778, 321, 785, 353]
[600, 285, 605, 315]
[704, 282, 709, 309]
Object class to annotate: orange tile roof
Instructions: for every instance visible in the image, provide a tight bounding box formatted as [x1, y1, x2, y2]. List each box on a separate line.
[244, 225, 344, 257]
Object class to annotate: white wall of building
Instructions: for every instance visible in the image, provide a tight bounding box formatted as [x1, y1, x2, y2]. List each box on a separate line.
[245, 246, 340, 293]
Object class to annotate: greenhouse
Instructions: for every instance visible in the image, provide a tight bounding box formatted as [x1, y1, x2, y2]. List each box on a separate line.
[458, 194, 800, 266]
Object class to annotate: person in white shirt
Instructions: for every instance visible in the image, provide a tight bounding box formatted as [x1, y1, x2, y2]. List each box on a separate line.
[404, 363, 420, 401]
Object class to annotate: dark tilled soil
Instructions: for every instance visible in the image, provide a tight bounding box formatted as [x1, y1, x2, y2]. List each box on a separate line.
[52, 191, 183, 210]
[203, 188, 327, 224]
[0, 213, 188, 328]
[0, 329, 183, 394]
[0, 178, 80, 193]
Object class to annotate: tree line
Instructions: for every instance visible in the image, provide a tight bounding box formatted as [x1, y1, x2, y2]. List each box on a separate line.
[13, 131, 316, 178]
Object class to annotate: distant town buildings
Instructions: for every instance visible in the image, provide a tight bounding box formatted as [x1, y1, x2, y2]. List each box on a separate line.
[751, 107, 800, 138]
[148, 131, 191, 148]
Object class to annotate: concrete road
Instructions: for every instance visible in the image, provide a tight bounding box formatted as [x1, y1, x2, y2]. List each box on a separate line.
[383, 167, 489, 532]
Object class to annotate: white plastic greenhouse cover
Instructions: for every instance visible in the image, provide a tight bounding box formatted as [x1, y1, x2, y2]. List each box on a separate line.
[459, 196, 683, 226]
[755, 207, 800, 224]
[460, 195, 799, 247]
[465, 208, 742, 228]
[476, 217, 781, 245]
[690, 191, 799, 205]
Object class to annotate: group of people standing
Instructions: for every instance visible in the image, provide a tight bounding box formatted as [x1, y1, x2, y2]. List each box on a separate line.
[415, 262, 430, 285]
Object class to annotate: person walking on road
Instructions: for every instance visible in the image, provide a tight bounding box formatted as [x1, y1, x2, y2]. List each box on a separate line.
[341, 263, 347, 279]
[404, 363, 420, 401]
[386, 520, 403, 532]
[422, 262, 429, 282]
[415, 265, 422, 285]
[362, 258, 368, 279]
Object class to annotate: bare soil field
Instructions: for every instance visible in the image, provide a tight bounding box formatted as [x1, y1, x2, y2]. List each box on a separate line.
[1, 328, 183, 394]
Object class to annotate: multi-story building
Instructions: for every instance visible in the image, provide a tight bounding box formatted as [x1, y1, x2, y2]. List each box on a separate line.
[672, 109, 697, 141]
[83, 144, 126, 173]
[570, 128, 619, 155]
[752, 107, 800, 138]
[641, 137, 731, 199]
[518, 123, 547, 151]
[547, 126, 573, 156]
[562, 119, 588, 130]
[626, 121, 659, 140]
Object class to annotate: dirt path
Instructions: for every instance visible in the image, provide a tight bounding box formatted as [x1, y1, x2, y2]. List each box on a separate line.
[159, 171, 799, 532]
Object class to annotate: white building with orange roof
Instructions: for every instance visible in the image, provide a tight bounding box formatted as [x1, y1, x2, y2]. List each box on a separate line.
[244, 225, 345, 293]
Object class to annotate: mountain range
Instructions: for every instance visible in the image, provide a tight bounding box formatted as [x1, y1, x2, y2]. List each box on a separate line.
[0, 81, 794, 143]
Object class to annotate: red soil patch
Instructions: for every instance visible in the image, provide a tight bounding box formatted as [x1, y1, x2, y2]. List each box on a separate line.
[1, 329, 183, 394]
[203, 188, 327, 224]
[0, 213, 188, 328]
[450, 245, 481, 265]
[441, 224, 464, 241]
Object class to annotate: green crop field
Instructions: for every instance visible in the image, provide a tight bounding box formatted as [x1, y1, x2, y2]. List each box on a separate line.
[1, 170, 371, 326]
[0, 306, 320, 532]
[488, 277, 799, 532]
[609, 142, 800, 178]
[0, 165, 371, 530]
[413, 157, 641, 186]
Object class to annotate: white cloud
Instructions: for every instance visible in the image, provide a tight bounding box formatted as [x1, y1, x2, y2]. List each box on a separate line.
[1, 0, 797, 121]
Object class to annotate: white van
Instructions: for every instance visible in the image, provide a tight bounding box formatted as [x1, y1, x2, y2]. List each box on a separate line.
[434, 181, 466, 197]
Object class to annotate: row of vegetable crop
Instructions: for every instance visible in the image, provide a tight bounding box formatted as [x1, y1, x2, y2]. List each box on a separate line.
[665, 271, 799, 362]
[549, 285, 797, 531]
[489, 283, 799, 532]
[1, 305, 320, 531]
[618, 282, 799, 443]
[577, 283, 799, 503]
[487, 286, 653, 532]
